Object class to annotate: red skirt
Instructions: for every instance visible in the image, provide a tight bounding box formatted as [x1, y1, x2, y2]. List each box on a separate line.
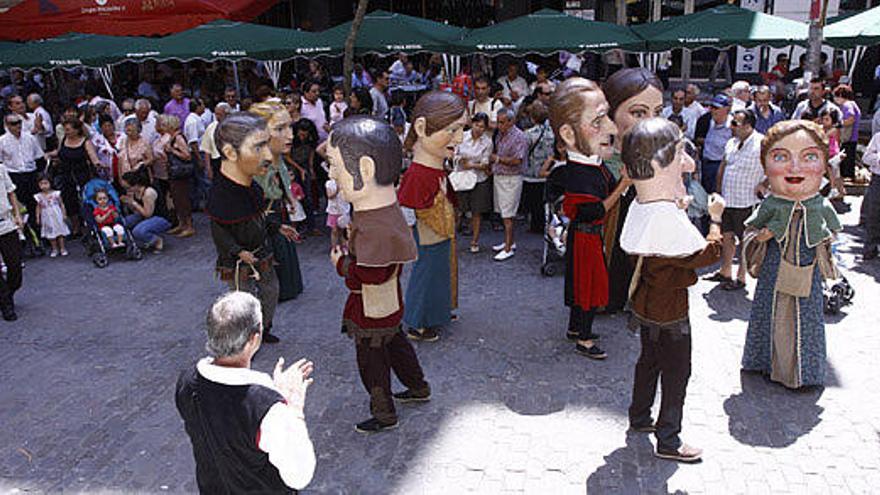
[569, 231, 609, 310]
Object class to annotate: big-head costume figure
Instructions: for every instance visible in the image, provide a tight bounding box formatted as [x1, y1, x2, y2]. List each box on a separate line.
[326, 115, 430, 434]
[397, 91, 467, 342]
[206, 112, 282, 343]
[741, 120, 841, 389]
[548, 77, 629, 360]
[620, 117, 725, 463]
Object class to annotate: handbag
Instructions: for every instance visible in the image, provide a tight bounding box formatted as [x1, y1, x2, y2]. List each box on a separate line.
[773, 220, 815, 298]
[449, 170, 477, 192]
[168, 153, 195, 180]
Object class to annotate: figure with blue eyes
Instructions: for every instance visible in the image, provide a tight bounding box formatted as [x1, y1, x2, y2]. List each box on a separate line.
[397, 91, 467, 343]
[741, 120, 842, 389]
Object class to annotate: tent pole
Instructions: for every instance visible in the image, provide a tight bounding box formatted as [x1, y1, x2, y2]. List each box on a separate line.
[681, 0, 695, 85]
[232, 60, 242, 98]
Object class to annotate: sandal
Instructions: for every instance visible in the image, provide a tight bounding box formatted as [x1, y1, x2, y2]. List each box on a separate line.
[721, 279, 746, 291]
[704, 272, 732, 283]
[469, 244, 480, 253]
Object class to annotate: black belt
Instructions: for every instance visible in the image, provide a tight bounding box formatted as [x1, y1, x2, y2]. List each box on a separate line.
[573, 223, 603, 234]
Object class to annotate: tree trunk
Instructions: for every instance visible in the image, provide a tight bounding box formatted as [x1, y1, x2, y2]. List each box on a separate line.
[343, 0, 370, 97]
[806, 0, 829, 80]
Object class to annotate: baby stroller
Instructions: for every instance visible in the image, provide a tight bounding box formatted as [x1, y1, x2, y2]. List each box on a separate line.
[81, 178, 143, 268]
[18, 207, 46, 258]
[541, 162, 568, 277]
[824, 239, 854, 315]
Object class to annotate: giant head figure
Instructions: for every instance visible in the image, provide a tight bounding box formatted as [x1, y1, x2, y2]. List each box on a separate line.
[548, 77, 617, 161]
[760, 120, 828, 202]
[621, 117, 696, 203]
[603, 68, 664, 140]
[404, 91, 468, 169]
[327, 115, 403, 211]
[216, 112, 272, 180]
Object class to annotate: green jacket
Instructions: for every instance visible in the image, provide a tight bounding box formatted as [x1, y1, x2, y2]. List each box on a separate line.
[745, 194, 841, 248]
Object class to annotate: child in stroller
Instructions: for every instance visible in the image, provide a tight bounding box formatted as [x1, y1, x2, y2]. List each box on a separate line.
[81, 178, 142, 267]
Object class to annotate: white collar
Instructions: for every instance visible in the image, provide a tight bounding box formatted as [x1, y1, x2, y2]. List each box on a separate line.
[621, 200, 707, 257]
[196, 357, 280, 393]
[567, 150, 602, 166]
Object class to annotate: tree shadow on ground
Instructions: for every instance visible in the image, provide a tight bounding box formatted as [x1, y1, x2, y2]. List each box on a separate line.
[723, 370, 824, 448]
[586, 431, 683, 495]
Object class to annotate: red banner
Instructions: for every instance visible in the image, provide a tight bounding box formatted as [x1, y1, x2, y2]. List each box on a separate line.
[810, 0, 822, 20]
[0, 0, 278, 41]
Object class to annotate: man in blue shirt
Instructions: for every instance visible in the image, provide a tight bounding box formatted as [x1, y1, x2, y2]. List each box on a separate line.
[694, 94, 732, 194]
[749, 85, 785, 134]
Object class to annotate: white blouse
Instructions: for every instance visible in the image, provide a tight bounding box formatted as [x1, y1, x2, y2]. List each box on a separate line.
[454, 129, 492, 183]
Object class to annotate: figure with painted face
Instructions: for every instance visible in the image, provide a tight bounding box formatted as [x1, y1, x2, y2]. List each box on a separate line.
[206, 112, 281, 344]
[397, 91, 467, 343]
[601, 68, 665, 314]
[620, 118, 726, 464]
[326, 116, 429, 433]
[249, 102, 304, 304]
[741, 120, 842, 389]
[548, 78, 630, 360]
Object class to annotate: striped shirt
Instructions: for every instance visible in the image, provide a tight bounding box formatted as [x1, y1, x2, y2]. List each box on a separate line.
[721, 131, 765, 208]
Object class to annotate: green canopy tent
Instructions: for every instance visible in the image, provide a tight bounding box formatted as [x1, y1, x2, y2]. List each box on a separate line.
[451, 8, 645, 55]
[631, 5, 810, 52]
[825, 6, 880, 80]
[311, 9, 467, 55]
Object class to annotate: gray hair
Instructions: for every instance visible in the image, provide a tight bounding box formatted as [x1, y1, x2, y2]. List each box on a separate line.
[215, 112, 267, 160]
[123, 116, 142, 133]
[205, 292, 263, 358]
[621, 117, 682, 180]
[215, 102, 232, 113]
[27, 93, 43, 106]
[496, 106, 516, 122]
[135, 98, 151, 111]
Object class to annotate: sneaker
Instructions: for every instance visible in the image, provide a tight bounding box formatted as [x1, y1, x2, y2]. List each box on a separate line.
[393, 389, 431, 403]
[469, 244, 480, 254]
[704, 272, 732, 283]
[655, 444, 703, 463]
[50, 250, 58, 258]
[629, 422, 657, 433]
[575, 343, 607, 360]
[262, 332, 280, 344]
[721, 279, 746, 291]
[493, 242, 516, 252]
[355, 417, 398, 433]
[494, 249, 515, 261]
[60, 250, 69, 257]
[407, 327, 439, 342]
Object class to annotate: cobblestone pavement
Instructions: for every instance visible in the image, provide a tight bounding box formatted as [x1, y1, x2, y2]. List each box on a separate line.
[1, 198, 879, 495]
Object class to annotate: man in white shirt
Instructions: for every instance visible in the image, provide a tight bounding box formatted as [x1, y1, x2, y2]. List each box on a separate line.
[115, 98, 136, 133]
[388, 52, 408, 81]
[184, 98, 212, 186]
[661, 89, 696, 139]
[26, 93, 53, 151]
[176, 291, 316, 493]
[468, 76, 503, 128]
[5, 94, 35, 136]
[684, 83, 707, 120]
[0, 162, 22, 321]
[301, 81, 328, 142]
[201, 102, 230, 177]
[730, 80, 751, 111]
[497, 62, 529, 104]
[712, 108, 765, 290]
[224, 87, 241, 112]
[134, 99, 159, 144]
[370, 71, 390, 120]
[0, 113, 43, 236]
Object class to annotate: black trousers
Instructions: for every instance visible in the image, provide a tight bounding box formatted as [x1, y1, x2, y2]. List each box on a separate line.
[355, 329, 429, 424]
[0, 230, 23, 309]
[521, 181, 545, 233]
[568, 306, 597, 341]
[628, 325, 692, 452]
[9, 170, 38, 233]
[841, 141, 857, 179]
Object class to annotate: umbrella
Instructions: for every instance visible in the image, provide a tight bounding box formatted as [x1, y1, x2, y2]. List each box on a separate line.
[631, 4, 809, 52]
[825, 5, 880, 49]
[0, 32, 151, 70]
[0, 0, 278, 41]
[312, 9, 467, 55]
[451, 8, 645, 55]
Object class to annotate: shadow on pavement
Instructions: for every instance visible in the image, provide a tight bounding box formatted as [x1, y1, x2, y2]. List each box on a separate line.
[723, 371, 823, 448]
[586, 430, 682, 495]
[703, 284, 751, 323]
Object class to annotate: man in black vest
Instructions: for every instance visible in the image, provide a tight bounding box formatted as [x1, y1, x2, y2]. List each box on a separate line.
[176, 291, 316, 493]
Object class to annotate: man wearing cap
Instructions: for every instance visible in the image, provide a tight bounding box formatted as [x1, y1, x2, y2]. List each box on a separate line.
[694, 94, 732, 194]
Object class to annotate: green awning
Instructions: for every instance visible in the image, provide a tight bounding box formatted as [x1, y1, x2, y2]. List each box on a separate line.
[311, 10, 467, 55]
[0, 33, 150, 70]
[825, 6, 880, 49]
[125, 20, 327, 63]
[631, 5, 810, 52]
[451, 8, 644, 55]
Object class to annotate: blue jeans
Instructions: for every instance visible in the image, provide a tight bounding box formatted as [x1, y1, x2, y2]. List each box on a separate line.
[701, 159, 722, 195]
[124, 214, 171, 247]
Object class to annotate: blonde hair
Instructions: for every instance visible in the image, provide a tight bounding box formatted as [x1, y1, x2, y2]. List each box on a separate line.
[248, 101, 287, 124]
[761, 120, 829, 169]
[158, 113, 180, 132]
